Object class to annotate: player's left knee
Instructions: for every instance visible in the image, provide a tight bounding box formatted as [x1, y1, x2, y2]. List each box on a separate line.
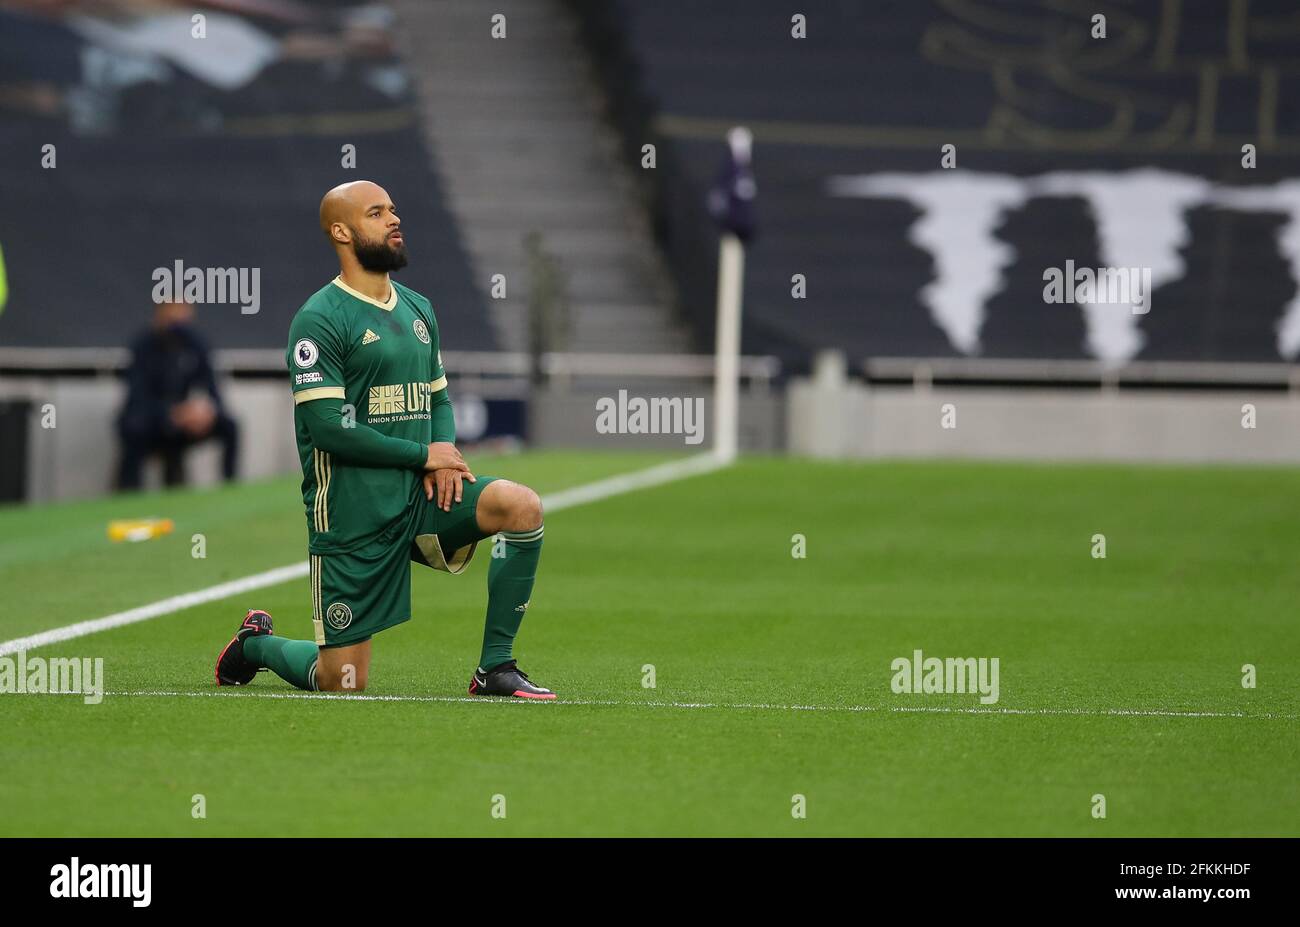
[481, 479, 543, 533]
[508, 485, 543, 532]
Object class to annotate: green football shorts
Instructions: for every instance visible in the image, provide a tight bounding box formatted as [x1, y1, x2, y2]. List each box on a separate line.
[310, 475, 498, 647]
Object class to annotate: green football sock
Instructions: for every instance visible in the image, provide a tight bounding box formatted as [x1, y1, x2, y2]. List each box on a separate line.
[479, 525, 543, 670]
[244, 635, 318, 691]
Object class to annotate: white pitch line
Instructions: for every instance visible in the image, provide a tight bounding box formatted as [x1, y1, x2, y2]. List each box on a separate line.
[539, 452, 724, 510]
[0, 564, 309, 658]
[73, 689, 1296, 721]
[0, 454, 727, 658]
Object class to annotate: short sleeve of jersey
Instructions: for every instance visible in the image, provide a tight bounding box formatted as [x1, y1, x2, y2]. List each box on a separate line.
[287, 309, 348, 404]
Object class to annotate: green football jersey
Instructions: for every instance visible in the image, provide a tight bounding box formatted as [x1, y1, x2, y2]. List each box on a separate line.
[286, 276, 446, 554]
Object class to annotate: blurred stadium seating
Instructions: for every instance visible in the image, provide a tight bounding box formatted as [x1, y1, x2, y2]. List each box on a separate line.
[0, 0, 492, 352]
[575, 0, 1300, 370]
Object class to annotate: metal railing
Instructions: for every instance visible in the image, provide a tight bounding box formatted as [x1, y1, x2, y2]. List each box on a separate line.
[862, 356, 1300, 391]
[8, 346, 1297, 390]
[0, 347, 782, 384]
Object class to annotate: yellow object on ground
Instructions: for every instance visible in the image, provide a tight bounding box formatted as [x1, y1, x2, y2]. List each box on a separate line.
[107, 518, 175, 543]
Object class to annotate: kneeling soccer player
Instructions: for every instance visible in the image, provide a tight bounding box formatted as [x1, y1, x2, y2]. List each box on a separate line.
[214, 180, 553, 699]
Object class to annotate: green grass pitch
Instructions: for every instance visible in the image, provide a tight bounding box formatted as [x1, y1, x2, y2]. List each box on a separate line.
[0, 451, 1296, 836]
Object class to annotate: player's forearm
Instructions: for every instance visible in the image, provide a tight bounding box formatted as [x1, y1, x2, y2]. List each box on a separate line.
[430, 387, 455, 444]
[299, 399, 426, 469]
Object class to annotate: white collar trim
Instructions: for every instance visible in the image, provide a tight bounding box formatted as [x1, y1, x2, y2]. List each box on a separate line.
[332, 275, 397, 311]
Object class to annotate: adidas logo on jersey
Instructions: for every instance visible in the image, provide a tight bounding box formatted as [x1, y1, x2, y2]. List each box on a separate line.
[362, 329, 381, 345]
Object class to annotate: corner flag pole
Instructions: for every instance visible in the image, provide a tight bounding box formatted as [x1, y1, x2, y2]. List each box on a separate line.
[709, 125, 754, 464]
[713, 233, 744, 463]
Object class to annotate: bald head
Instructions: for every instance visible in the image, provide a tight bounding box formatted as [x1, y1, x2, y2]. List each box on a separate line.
[319, 180, 391, 238]
[319, 180, 408, 272]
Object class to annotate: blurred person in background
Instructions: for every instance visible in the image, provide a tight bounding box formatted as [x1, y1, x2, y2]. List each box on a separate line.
[115, 300, 239, 490]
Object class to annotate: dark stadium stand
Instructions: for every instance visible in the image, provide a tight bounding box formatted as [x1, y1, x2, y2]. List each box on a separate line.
[574, 0, 1300, 371]
[0, 0, 494, 353]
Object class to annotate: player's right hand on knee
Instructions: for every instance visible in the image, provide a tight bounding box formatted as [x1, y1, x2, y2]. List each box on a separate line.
[424, 441, 470, 474]
[424, 468, 474, 508]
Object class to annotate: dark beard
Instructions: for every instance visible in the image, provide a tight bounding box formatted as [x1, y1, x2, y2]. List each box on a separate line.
[353, 233, 408, 272]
